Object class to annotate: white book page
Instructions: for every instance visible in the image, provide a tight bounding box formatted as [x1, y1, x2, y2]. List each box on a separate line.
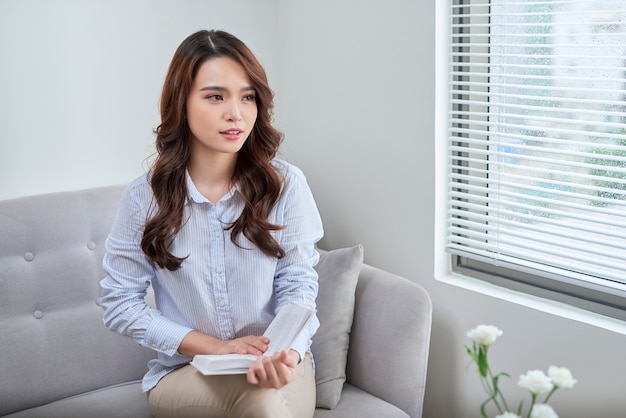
[263, 304, 315, 355]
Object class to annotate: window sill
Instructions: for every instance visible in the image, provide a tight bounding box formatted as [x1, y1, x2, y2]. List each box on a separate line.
[434, 262, 626, 336]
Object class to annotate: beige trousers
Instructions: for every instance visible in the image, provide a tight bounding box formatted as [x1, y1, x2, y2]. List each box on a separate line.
[147, 353, 315, 418]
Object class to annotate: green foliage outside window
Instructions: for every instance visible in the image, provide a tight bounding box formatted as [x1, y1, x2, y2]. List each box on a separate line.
[587, 136, 626, 205]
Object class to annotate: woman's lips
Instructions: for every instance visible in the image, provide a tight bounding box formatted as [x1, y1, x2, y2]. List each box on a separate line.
[220, 128, 243, 140]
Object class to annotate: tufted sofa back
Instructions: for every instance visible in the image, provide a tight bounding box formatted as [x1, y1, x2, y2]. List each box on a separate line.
[0, 186, 156, 416]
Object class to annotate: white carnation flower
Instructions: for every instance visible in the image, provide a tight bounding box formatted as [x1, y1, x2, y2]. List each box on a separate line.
[518, 370, 554, 395]
[548, 365, 577, 389]
[466, 325, 503, 346]
[530, 403, 559, 418]
[496, 412, 522, 418]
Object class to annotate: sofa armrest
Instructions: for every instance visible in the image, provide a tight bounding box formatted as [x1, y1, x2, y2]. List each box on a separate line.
[346, 264, 432, 418]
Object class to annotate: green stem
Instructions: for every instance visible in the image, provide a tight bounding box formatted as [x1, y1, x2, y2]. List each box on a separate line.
[525, 393, 537, 418]
[481, 373, 504, 414]
[487, 367, 510, 412]
[472, 344, 508, 416]
[543, 386, 558, 404]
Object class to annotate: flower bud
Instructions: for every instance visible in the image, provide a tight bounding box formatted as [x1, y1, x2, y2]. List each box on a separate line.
[466, 325, 503, 346]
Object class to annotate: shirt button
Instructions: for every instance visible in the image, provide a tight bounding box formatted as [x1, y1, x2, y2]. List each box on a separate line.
[215, 267, 222, 274]
[219, 300, 225, 307]
[161, 345, 168, 351]
[226, 332, 233, 339]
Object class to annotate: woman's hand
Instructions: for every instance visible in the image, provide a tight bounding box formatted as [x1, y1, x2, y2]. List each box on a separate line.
[246, 349, 300, 389]
[216, 336, 270, 356]
[177, 331, 269, 356]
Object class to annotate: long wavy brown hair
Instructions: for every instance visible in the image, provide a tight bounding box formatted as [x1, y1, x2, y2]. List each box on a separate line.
[142, 30, 285, 271]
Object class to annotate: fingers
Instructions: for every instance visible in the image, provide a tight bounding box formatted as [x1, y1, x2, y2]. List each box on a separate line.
[218, 336, 269, 355]
[247, 363, 260, 385]
[240, 336, 270, 355]
[247, 351, 297, 389]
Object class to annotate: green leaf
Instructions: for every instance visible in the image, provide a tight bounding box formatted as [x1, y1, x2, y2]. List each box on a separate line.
[494, 371, 510, 384]
[492, 374, 501, 393]
[492, 372, 510, 396]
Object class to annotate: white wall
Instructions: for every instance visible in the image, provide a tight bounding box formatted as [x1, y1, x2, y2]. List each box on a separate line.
[0, 0, 279, 200]
[3, 1, 626, 417]
[278, 1, 626, 417]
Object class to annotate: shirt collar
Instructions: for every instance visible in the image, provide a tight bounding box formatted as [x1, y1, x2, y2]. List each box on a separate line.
[185, 170, 239, 205]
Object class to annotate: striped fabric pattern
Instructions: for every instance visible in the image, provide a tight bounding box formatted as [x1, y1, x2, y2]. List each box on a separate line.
[100, 160, 323, 392]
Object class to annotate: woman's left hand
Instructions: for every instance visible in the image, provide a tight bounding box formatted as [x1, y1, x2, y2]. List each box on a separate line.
[246, 349, 300, 389]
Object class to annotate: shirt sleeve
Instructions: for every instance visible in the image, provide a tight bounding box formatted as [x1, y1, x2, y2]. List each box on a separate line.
[99, 183, 193, 357]
[273, 165, 324, 358]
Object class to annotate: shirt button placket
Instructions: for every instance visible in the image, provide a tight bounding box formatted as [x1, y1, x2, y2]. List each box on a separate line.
[210, 213, 234, 340]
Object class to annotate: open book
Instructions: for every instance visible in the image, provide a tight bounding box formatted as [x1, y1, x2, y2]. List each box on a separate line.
[190, 304, 315, 375]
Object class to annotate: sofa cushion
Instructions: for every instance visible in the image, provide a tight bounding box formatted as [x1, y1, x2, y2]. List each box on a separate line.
[0, 186, 156, 417]
[311, 245, 364, 409]
[1, 381, 152, 418]
[312, 383, 409, 418]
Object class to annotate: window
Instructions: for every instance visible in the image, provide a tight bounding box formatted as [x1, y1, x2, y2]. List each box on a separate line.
[446, 0, 626, 319]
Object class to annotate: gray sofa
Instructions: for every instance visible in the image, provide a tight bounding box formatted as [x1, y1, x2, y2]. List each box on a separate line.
[0, 185, 432, 418]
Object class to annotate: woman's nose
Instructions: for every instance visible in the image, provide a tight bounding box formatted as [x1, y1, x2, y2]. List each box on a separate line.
[225, 101, 242, 121]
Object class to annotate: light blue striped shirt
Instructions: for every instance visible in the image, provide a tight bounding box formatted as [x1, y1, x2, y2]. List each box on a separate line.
[100, 160, 323, 392]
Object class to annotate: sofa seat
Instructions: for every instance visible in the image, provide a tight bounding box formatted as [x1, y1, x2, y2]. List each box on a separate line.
[312, 384, 409, 418]
[2, 381, 151, 418]
[3, 382, 407, 418]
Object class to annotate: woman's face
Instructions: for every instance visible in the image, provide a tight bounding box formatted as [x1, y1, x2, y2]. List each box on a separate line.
[186, 57, 258, 159]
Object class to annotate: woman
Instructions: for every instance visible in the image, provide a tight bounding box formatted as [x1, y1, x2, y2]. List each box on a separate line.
[100, 29, 323, 418]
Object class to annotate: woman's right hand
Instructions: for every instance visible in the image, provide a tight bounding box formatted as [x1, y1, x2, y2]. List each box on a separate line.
[216, 336, 270, 356]
[177, 330, 269, 357]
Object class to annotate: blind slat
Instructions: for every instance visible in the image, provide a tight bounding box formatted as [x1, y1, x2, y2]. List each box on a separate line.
[448, 185, 626, 220]
[449, 196, 624, 232]
[449, 212, 626, 247]
[449, 173, 626, 202]
[448, 143, 626, 171]
[447, 226, 626, 262]
[449, 122, 626, 143]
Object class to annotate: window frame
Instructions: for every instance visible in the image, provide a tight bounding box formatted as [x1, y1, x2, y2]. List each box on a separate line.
[436, 0, 626, 327]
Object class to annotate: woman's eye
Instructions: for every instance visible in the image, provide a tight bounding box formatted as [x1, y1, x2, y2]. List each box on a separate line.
[206, 95, 223, 101]
[243, 94, 256, 102]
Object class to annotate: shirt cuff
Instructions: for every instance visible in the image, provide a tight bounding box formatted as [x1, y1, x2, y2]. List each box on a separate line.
[143, 314, 194, 357]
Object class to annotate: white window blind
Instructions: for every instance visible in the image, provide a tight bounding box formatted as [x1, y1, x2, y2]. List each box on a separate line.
[447, 0, 626, 307]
